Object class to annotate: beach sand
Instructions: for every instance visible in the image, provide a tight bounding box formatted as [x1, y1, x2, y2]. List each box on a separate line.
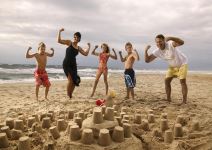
[0, 73, 212, 149]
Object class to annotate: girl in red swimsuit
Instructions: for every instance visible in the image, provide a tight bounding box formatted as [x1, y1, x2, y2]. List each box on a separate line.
[90, 43, 117, 97]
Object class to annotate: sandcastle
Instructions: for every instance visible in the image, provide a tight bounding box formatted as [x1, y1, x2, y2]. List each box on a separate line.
[0, 103, 202, 149]
[65, 106, 143, 150]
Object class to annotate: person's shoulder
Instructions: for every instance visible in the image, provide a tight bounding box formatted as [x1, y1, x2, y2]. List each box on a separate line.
[34, 53, 39, 56]
[152, 48, 160, 57]
[78, 46, 82, 50]
[166, 41, 176, 50]
[44, 52, 50, 56]
[152, 48, 160, 53]
[167, 41, 174, 47]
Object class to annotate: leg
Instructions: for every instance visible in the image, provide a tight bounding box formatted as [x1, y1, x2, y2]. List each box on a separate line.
[35, 85, 40, 101]
[91, 70, 102, 97]
[125, 88, 130, 99]
[165, 77, 173, 102]
[180, 79, 188, 104]
[103, 70, 109, 96]
[70, 83, 75, 98]
[45, 86, 50, 100]
[67, 73, 74, 98]
[130, 88, 135, 100]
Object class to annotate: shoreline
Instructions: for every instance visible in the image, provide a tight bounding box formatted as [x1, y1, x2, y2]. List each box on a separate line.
[0, 71, 212, 84]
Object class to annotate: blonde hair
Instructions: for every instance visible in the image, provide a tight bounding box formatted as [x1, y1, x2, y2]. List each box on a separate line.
[101, 43, 110, 53]
[38, 42, 46, 50]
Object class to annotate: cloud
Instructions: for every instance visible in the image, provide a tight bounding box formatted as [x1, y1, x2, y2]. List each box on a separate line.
[0, 0, 211, 69]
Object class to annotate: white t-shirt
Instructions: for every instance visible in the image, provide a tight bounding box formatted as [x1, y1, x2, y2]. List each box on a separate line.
[152, 41, 188, 67]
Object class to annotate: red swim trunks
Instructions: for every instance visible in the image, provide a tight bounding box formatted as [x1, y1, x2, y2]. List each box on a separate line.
[34, 68, 51, 87]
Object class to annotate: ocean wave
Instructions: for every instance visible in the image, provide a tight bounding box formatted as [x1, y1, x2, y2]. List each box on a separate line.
[0, 64, 211, 84]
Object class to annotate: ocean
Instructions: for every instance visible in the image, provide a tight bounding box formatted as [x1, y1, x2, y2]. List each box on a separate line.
[0, 64, 211, 84]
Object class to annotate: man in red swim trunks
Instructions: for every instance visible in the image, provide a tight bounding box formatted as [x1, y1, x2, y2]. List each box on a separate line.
[26, 42, 54, 101]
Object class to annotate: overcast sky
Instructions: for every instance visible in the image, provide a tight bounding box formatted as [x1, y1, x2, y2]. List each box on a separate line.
[0, 0, 212, 70]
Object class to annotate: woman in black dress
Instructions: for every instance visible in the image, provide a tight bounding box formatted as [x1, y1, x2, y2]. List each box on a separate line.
[57, 28, 90, 98]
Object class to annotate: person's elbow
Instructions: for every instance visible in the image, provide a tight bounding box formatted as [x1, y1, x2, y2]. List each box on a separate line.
[114, 56, 118, 60]
[57, 39, 62, 44]
[145, 58, 151, 63]
[84, 52, 89, 56]
[177, 40, 184, 46]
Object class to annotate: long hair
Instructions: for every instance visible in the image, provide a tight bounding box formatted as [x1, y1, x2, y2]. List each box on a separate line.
[101, 43, 110, 53]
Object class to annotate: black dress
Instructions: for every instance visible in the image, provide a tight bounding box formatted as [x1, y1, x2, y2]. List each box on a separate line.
[63, 44, 81, 86]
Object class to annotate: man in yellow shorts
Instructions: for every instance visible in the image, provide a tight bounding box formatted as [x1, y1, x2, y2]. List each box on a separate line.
[144, 34, 188, 104]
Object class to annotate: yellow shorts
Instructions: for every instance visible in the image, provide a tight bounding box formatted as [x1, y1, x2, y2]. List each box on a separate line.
[166, 64, 188, 79]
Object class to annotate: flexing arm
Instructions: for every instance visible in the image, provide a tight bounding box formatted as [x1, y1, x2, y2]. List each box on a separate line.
[133, 49, 140, 61]
[78, 43, 90, 56]
[57, 28, 71, 46]
[46, 48, 54, 57]
[165, 36, 184, 47]
[91, 45, 100, 56]
[119, 51, 126, 62]
[26, 47, 36, 58]
[109, 48, 118, 60]
[144, 45, 156, 63]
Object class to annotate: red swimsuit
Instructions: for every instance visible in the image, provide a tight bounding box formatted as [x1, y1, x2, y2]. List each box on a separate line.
[98, 53, 109, 73]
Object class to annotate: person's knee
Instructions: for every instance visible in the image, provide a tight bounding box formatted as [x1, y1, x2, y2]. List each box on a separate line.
[165, 78, 172, 85]
[46, 83, 51, 88]
[67, 78, 73, 84]
[128, 87, 133, 91]
[95, 79, 99, 83]
[180, 79, 187, 85]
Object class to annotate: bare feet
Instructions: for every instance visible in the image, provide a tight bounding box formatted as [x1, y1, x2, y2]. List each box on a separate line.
[183, 99, 187, 104]
[45, 97, 49, 100]
[167, 98, 171, 103]
[124, 96, 129, 100]
[179, 100, 187, 105]
[67, 94, 72, 99]
[90, 93, 94, 97]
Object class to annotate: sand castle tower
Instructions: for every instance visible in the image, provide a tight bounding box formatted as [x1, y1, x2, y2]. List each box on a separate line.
[61, 106, 143, 150]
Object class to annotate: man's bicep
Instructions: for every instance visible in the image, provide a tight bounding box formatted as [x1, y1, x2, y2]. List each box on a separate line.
[149, 54, 157, 61]
[171, 41, 181, 47]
